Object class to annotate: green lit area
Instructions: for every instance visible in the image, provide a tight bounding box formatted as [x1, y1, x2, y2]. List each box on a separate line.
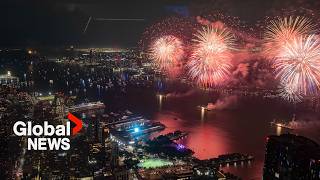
[138, 158, 173, 169]
[37, 95, 55, 101]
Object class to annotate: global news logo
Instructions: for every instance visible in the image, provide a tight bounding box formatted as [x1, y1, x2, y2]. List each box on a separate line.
[13, 113, 83, 150]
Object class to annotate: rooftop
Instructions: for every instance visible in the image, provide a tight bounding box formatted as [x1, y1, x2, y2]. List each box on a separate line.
[268, 133, 320, 159]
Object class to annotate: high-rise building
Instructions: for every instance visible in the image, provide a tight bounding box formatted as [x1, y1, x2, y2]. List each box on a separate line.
[263, 134, 320, 180]
[87, 114, 100, 142]
[0, 72, 19, 87]
[113, 166, 129, 180]
[102, 125, 110, 147]
[105, 136, 119, 168]
[110, 141, 119, 168]
[52, 93, 66, 122]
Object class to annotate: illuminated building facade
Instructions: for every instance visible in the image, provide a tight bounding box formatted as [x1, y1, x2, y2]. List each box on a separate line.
[0, 71, 19, 86]
[263, 134, 320, 179]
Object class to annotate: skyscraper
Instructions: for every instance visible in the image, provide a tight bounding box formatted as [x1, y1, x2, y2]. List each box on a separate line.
[263, 134, 320, 180]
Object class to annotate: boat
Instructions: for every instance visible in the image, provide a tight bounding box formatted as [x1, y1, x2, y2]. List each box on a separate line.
[270, 120, 294, 130]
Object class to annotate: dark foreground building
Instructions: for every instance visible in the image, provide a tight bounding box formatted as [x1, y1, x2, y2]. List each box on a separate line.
[263, 134, 320, 180]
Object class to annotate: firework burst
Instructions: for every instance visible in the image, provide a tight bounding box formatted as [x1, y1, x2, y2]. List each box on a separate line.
[274, 34, 320, 96]
[264, 16, 315, 58]
[140, 17, 195, 51]
[278, 80, 303, 103]
[187, 26, 236, 87]
[149, 35, 184, 74]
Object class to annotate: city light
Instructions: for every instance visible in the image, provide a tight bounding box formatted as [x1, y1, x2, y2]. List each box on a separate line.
[138, 158, 173, 169]
[176, 144, 186, 150]
[3, 2, 320, 180]
[134, 127, 139, 133]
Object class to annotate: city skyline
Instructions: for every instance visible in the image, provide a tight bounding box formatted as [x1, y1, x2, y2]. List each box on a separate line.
[1, 1, 320, 179]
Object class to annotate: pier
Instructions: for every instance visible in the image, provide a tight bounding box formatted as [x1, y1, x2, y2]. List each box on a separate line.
[106, 115, 149, 128]
[217, 153, 254, 167]
[161, 131, 188, 141]
[201, 153, 254, 167]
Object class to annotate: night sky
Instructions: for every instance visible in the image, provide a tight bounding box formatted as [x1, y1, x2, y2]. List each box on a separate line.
[1, 0, 319, 48]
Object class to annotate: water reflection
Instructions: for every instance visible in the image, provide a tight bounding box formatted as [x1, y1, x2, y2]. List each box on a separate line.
[153, 112, 230, 159]
[157, 94, 164, 111]
[276, 126, 282, 136]
[200, 107, 205, 121]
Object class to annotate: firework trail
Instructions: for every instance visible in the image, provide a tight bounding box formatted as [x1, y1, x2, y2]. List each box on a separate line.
[264, 16, 315, 58]
[275, 35, 320, 96]
[149, 35, 184, 75]
[187, 26, 236, 87]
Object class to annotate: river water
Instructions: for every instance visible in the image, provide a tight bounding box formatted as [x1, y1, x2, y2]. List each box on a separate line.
[30, 64, 319, 179]
[107, 83, 320, 180]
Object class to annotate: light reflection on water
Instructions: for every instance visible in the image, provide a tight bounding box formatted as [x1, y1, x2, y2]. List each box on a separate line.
[151, 110, 271, 179]
[157, 94, 163, 111]
[200, 107, 205, 121]
[145, 90, 318, 179]
[32, 68, 319, 179]
[276, 126, 282, 136]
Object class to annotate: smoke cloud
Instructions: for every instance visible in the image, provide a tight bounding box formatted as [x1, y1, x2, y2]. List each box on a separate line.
[207, 95, 238, 110]
[165, 90, 196, 98]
